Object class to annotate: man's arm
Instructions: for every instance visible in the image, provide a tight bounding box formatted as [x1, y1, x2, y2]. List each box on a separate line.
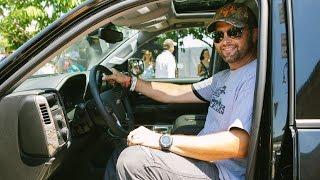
[128, 126, 249, 161]
[169, 129, 249, 161]
[135, 80, 203, 103]
[103, 68, 204, 103]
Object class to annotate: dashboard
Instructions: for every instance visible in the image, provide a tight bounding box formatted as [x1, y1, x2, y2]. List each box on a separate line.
[0, 73, 89, 179]
[15, 73, 87, 114]
[59, 75, 87, 112]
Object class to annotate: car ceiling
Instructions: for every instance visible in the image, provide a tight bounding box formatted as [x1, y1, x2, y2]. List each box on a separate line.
[112, 0, 257, 32]
[113, 1, 213, 32]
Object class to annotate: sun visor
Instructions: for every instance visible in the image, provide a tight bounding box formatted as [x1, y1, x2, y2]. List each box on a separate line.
[172, 0, 232, 14]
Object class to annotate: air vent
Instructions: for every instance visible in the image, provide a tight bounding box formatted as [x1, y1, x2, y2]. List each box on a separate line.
[39, 104, 51, 124]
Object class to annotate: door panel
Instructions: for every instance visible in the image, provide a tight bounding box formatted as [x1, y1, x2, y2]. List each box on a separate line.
[130, 77, 209, 124]
[130, 78, 208, 125]
[131, 93, 208, 125]
[292, 1, 320, 179]
[296, 129, 320, 180]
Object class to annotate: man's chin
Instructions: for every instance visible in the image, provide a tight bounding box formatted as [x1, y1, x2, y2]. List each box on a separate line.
[222, 55, 237, 63]
[222, 52, 234, 58]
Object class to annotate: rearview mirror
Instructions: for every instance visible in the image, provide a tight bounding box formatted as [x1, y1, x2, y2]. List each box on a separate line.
[98, 28, 123, 44]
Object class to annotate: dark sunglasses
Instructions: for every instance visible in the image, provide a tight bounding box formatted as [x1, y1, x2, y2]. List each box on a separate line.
[213, 27, 244, 43]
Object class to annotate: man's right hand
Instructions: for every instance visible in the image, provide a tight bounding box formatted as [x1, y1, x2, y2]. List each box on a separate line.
[102, 68, 132, 88]
[103, 68, 201, 104]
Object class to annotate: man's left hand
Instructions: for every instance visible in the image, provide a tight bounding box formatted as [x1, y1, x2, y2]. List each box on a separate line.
[127, 126, 162, 149]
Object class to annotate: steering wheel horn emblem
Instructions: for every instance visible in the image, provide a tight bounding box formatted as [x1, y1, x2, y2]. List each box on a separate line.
[116, 99, 121, 105]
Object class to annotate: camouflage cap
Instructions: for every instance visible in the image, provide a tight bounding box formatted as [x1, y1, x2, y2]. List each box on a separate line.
[207, 3, 257, 32]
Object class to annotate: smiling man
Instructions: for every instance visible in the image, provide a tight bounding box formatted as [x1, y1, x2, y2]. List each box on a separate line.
[104, 3, 258, 180]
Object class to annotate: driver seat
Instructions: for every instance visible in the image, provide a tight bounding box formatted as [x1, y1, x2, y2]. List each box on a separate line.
[171, 114, 206, 135]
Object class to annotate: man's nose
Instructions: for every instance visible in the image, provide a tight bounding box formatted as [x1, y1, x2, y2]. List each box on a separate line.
[220, 33, 232, 44]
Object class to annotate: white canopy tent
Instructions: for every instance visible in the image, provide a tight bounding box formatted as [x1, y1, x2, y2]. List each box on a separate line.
[177, 35, 212, 78]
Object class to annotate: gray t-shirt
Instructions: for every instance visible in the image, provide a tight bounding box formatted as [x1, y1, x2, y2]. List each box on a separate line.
[192, 60, 256, 180]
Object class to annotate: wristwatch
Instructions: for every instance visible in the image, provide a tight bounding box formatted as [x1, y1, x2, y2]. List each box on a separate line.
[159, 134, 173, 151]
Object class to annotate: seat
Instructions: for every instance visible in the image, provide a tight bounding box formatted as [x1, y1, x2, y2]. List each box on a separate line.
[171, 114, 206, 135]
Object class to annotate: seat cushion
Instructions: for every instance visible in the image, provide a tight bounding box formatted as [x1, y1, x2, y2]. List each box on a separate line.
[172, 114, 206, 135]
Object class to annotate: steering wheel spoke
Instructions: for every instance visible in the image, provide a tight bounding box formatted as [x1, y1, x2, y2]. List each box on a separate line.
[89, 65, 134, 137]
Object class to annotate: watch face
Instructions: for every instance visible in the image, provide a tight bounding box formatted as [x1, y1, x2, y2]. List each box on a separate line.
[162, 136, 171, 145]
[160, 135, 172, 150]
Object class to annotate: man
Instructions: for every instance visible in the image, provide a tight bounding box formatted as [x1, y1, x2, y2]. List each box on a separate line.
[104, 3, 258, 180]
[155, 39, 177, 78]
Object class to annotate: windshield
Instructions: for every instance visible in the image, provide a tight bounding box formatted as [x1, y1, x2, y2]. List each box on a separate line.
[33, 26, 138, 76]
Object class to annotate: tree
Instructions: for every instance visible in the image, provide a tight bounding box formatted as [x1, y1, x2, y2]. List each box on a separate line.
[157, 27, 213, 48]
[0, 0, 84, 53]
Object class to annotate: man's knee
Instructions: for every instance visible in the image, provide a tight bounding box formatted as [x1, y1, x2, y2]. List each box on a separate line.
[116, 145, 151, 177]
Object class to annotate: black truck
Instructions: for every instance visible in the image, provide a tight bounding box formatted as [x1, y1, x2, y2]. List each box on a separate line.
[0, 0, 319, 179]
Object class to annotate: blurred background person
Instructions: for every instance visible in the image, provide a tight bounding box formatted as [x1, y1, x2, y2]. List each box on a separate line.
[63, 55, 85, 73]
[155, 39, 177, 78]
[197, 48, 210, 78]
[141, 50, 155, 79]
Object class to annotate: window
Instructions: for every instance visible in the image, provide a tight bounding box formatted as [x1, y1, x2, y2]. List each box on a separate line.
[33, 25, 138, 76]
[271, 0, 288, 137]
[293, 0, 320, 118]
[133, 27, 213, 80]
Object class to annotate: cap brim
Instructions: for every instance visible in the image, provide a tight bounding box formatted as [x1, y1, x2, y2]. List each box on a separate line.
[207, 18, 245, 32]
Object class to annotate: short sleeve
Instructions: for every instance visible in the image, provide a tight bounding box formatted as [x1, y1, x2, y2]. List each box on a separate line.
[228, 75, 256, 134]
[192, 77, 214, 102]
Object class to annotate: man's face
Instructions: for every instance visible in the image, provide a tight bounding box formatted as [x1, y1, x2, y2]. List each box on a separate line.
[213, 22, 256, 64]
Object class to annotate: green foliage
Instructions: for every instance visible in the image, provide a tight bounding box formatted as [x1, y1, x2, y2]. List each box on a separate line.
[157, 27, 213, 48]
[0, 0, 84, 53]
[0, 1, 212, 53]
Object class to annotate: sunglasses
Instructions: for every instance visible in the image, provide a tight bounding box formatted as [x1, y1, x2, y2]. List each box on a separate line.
[213, 27, 244, 43]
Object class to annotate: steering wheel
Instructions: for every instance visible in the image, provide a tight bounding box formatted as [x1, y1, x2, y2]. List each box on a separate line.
[89, 65, 134, 137]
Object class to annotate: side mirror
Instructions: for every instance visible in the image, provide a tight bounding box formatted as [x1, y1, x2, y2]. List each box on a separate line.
[98, 28, 123, 44]
[128, 58, 144, 76]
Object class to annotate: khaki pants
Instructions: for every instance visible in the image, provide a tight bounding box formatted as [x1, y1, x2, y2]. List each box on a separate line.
[105, 145, 219, 180]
